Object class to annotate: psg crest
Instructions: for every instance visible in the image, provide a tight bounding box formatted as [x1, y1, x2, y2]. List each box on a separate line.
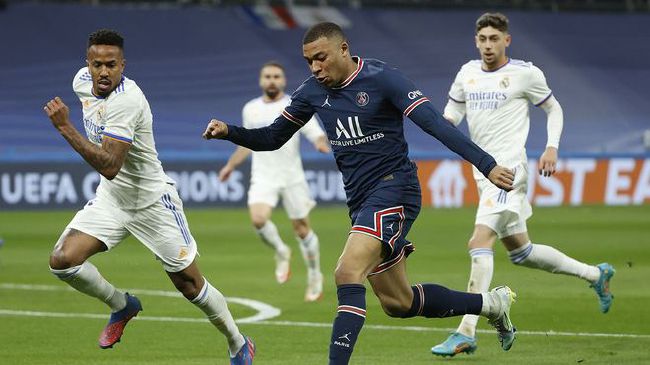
[356, 92, 369, 106]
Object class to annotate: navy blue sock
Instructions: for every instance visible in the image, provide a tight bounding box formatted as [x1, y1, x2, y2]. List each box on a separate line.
[401, 283, 482, 318]
[329, 284, 366, 365]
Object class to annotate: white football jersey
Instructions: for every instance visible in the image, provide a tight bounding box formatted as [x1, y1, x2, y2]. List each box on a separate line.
[242, 95, 325, 187]
[73, 67, 173, 209]
[447, 59, 552, 179]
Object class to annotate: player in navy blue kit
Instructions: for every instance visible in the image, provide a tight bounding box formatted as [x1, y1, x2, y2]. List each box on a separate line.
[204, 22, 519, 364]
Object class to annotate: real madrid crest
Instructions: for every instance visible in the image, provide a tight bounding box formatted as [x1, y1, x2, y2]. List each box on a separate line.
[499, 76, 510, 89]
[356, 91, 369, 107]
[97, 105, 106, 121]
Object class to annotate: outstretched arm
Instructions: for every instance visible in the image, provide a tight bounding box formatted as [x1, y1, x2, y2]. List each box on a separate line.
[407, 101, 513, 189]
[204, 86, 314, 152]
[43, 97, 129, 180]
[202, 116, 301, 151]
[380, 67, 512, 189]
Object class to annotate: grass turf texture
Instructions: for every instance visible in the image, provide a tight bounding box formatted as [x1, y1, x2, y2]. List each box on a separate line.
[0, 205, 648, 364]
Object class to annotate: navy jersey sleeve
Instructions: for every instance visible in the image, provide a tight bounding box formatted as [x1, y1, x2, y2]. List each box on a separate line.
[225, 84, 316, 151]
[379, 67, 497, 178]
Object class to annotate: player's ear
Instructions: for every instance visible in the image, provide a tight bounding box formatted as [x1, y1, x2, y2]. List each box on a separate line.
[474, 35, 480, 49]
[340, 40, 349, 57]
[505, 34, 512, 47]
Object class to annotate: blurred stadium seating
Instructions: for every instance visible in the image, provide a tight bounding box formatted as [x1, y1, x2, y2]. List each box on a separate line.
[0, 1, 648, 161]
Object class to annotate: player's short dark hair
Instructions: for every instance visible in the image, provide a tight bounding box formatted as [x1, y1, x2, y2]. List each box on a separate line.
[88, 29, 124, 50]
[261, 61, 285, 73]
[476, 12, 509, 33]
[303, 22, 346, 44]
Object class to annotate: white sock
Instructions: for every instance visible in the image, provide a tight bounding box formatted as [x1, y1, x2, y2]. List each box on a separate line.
[509, 242, 601, 283]
[480, 291, 500, 318]
[50, 261, 126, 312]
[297, 230, 321, 273]
[257, 221, 289, 253]
[191, 278, 245, 356]
[457, 248, 494, 338]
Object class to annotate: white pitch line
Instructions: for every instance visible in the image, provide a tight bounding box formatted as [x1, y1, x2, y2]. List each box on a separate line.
[0, 282, 280, 323]
[2, 283, 649, 339]
[1, 309, 649, 339]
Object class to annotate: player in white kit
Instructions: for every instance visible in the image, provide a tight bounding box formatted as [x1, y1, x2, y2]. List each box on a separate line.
[431, 13, 615, 357]
[43, 29, 254, 364]
[219, 62, 329, 302]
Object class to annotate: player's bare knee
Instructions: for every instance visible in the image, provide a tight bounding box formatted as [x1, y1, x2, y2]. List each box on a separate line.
[251, 216, 267, 229]
[291, 219, 310, 237]
[334, 265, 364, 285]
[49, 250, 68, 270]
[467, 236, 492, 250]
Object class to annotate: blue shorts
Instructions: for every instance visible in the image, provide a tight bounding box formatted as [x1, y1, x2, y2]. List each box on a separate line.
[349, 170, 421, 276]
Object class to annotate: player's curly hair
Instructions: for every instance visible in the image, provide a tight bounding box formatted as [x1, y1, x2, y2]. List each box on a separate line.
[476, 13, 509, 33]
[303, 22, 346, 44]
[87, 29, 124, 50]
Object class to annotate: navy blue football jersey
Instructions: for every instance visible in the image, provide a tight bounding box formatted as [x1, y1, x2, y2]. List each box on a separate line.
[225, 57, 496, 211]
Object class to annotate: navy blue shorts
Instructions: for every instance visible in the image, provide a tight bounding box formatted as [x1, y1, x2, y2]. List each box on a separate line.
[349, 170, 422, 276]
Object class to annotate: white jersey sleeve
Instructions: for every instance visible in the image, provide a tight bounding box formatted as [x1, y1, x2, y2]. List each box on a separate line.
[448, 67, 466, 104]
[103, 91, 140, 144]
[73, 67, 93, 99]
[299, 116, 326, 143]
[242, 101, 253, 129]
[525, 65, 553, 107]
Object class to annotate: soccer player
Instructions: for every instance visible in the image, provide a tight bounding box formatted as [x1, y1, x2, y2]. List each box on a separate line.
[43, 29, 254, 364]
[218, 61, 329, 301]
[204, 22, 520, 364]
[430, 13, 615, 358]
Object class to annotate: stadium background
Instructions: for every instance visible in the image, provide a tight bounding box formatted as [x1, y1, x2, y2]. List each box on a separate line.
[1, 0, 649, 209]
[0, 1, 649, 364]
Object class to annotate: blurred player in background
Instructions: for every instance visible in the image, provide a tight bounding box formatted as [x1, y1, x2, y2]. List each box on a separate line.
[219, 61, 329, 301]
[205, 22, 521, 364]
[43, 29, 254, 364]
[431, 12, 615, 358]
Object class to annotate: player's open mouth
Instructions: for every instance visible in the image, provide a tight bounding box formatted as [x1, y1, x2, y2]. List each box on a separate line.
[97, 79, 112, 91]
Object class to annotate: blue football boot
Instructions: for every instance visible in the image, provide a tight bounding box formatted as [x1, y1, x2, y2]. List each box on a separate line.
[590, 263, 615, 313]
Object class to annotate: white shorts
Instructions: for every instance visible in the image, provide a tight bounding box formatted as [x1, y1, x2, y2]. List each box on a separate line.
[475, 162, 532, 239]
[64, 183, 197, 272]
[247, 180, 316, 220]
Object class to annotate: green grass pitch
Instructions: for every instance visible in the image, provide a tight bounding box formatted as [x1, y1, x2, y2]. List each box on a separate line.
[0, 205, 648, 364]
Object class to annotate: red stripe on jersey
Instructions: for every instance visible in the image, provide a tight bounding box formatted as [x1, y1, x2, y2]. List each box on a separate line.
[404, 97, 430, 116]
[334, 57, 364, 89]
[282, 110, 305, 126]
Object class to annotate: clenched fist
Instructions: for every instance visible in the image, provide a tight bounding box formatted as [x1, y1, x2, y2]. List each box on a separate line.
[202, 119, 228, 140]
[43, 97, 72, 130]
[488, 165, 514, 191]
